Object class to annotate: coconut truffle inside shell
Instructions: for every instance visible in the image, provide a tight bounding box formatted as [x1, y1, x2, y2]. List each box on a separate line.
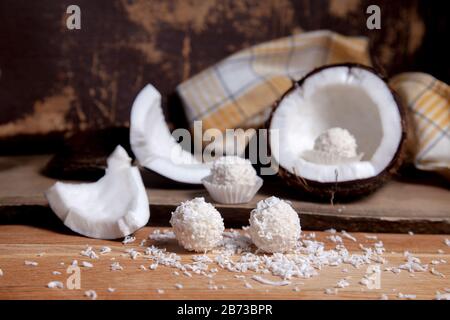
[248, 196, 301, 253]
[170, 197, 224, 252]
[210, 156, 257, 186]
[314, 127, 358, 158]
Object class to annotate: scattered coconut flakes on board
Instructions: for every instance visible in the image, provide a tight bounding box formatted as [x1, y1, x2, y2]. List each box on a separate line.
[81, 261, 93, 268]
[122, 235, 136, 244]
[47, 281, 64, 289]
[85, 290, 98, 300]
[107, 288, 116, 293]
[251, 275, 291, 286]
[24, 260, 38, 266]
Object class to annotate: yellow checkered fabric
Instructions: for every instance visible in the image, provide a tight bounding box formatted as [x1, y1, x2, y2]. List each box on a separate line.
[390, 73, 450, 177]
[177, 30, 371, 130]
[177, 30, 449, 176]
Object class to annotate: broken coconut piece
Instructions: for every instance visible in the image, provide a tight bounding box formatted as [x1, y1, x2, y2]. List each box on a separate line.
[268, 64, 407, 199]
[45, 146, 150, 239]
[130, 84, 210, 184]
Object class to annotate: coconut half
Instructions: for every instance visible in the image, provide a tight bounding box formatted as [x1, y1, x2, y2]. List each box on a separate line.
[130, 84, 210, 184]
[268, 64, 407, 199]
[45, 145, 150, 239]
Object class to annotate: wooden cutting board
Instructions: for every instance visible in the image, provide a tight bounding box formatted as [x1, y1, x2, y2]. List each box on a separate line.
[0, 155, 449, 233]
[0, 225, 449, 300]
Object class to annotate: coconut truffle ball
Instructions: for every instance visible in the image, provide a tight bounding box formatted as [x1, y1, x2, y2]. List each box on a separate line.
[314, 127, 358, 158]
[170, 197, 224, 252]
[211, 156, 257, 186]
[248, 196, 301, 253]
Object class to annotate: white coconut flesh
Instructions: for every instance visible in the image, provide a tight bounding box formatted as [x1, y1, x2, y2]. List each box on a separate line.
[130, 84, 210, 184]
[45, 146, 150, 239]
[270, 66, 403, 183]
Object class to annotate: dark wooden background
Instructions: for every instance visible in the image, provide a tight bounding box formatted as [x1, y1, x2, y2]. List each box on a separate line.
[0, 0, 448, 153]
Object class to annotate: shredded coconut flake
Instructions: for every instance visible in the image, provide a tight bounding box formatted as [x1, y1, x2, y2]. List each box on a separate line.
[122, 235, 136, 244]
[149, 229, 176, 242]
[85, 290, 97, 300]
[435, 291, 450, 300]
[341, 231, 357, 242]
[175, 283, 183, 289]
[100, 246, 111, 254]
[47, 281, 64, 289]
[24, 260, 38, 266]
[336, 279, 350, 288]
[251, 275, 291, 286]
[430, 268, 445, 278]
[81, 261, 93, 268]
[398, 293, 416, 300]
[80, 247, 99, 259]
[110, 262, 123, 271]
[325, 288, 338, 295]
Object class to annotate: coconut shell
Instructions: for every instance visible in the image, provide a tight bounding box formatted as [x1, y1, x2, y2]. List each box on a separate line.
[267, 63, 409, 201]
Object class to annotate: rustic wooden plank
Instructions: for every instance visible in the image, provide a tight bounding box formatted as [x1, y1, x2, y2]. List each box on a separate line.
[0, 225, 448, 300]
[0, 155, 449, 233]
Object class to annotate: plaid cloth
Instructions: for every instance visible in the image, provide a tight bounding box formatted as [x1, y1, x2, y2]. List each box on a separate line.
[177, 30, 371, 130]
[390, 73, 450, 177]
[177, 30, 449, 177]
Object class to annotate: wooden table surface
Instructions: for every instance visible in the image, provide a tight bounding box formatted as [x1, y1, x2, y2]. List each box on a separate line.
[0, 224, 448, 300]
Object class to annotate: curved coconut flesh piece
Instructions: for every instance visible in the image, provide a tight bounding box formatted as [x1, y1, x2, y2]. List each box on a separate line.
[269, 64, 407, 199]
[45, 146, 150, 239]
[130, 84, 210, 184]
